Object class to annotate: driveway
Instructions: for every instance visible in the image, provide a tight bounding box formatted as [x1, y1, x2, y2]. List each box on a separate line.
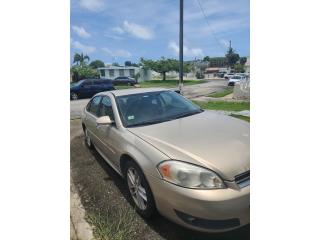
[70, 119, 249, 240]
[70, 80, 228, 119]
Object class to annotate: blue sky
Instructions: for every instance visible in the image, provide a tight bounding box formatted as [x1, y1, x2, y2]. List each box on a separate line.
[71, 0, 249, 65]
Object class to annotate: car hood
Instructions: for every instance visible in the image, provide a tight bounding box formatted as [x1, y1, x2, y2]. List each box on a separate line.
[128, 111, 249, 181]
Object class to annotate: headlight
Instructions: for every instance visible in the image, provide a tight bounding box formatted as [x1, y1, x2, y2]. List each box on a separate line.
[157, 160, 225, 189]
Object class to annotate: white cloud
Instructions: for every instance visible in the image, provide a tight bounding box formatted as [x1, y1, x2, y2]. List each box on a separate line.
[102, 48, 132, 58]
[72, 25, 91, 38]
[112, 27, 125, 34]
[104, 34, 124, 40]
[78, 0, 105, 12]
[168, 41, 204, 58]
[71, 39, 96, 54]
[114, 21, 153, 40]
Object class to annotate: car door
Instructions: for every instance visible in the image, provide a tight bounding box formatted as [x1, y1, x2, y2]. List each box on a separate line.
[95, 96, 122, 168]
[92, 80, 104, 95]
[113, 77, 120, 85]
[80, 80, 94, 98]
[84, 95, 102, 144]
[101, 80, 114, 91]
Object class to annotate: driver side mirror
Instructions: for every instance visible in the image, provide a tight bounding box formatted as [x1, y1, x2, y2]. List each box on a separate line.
[96, 116, 113, 126]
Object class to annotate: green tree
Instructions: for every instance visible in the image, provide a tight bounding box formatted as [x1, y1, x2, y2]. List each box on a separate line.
[71, 65, 99, 82]
[73, 53, 90, 66]
[73, 53, 81, 65]
[203, 56, 210, 62]
[89, 60, 105, 69]
[112, 62, 120, 66]
[225, 47, 240, 68]
[240, 57, 247, 65]
[125, 61, 132, 66]
[141, 57, 183, 81]
[234, 63, 245, 73]
[209, 57, 228, 67]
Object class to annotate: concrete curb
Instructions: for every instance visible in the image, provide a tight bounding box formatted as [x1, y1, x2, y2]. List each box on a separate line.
[208, 109, 250, 117]
[70, 180, 94, 240]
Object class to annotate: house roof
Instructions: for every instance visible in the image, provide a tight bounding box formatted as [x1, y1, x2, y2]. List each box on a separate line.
[98, 66, 140, 70]
[205, 67, 219, 73]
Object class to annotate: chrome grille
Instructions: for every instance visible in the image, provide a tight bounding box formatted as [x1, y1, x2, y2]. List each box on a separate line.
[235, 171, 250, 188]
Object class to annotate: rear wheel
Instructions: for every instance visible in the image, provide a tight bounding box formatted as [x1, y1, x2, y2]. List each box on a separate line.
[84, 127, 93, 149]
[125, 161, 156, 218]
[71, 92, 78, 100]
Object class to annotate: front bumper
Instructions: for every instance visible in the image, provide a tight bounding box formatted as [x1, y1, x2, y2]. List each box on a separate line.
[146, 174, 250, 233]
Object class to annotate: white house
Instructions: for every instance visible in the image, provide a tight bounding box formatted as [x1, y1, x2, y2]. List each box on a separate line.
[98, 66, 152, 81]
[244, 57, 250, 73]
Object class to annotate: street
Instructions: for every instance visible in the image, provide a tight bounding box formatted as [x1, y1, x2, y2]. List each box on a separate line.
[70, 80, 227, 119]
[70, 119, 249, 240]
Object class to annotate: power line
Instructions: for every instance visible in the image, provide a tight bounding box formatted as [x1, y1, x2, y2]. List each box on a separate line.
[196, 0, 227, 53]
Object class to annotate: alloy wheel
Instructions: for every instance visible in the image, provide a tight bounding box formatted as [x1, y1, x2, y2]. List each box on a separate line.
[71, 92, 78, 100]
[127, 167, 148, 210]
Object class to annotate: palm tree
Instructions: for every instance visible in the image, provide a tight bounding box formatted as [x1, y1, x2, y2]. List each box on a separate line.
[73, 53, 81, 65]
[73, 53, 90, 66]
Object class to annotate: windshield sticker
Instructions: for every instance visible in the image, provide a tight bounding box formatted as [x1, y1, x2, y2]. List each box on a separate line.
[128, 115, 135, 120]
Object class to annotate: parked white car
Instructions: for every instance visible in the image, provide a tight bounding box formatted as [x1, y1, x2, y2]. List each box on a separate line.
[228, 75, 247, 86]
[224, 73, 235, 80]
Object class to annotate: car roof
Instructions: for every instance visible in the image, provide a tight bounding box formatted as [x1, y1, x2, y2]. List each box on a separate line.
[101, 87, 168, 97]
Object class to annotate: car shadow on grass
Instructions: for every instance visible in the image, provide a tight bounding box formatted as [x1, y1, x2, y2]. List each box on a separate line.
[71, 135, 249, 240]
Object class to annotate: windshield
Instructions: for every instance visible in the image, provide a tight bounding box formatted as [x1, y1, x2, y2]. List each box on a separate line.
[232, 76, 241, 79]
[71, 80, 84, 87]
[116, 90, 203, 127]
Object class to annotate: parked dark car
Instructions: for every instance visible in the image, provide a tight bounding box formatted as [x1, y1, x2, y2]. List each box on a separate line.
[112, 76, 137, 86]
[70, 79, 114, 100]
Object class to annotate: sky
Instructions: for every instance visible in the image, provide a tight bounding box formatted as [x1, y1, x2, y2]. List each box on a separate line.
[70, 0, 249, 65]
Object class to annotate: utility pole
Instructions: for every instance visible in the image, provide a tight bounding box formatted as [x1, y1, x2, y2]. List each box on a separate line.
[179, 0, 184, 94]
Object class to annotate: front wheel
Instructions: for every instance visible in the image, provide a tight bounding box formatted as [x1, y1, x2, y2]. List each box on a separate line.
[125, 161, 156, 218]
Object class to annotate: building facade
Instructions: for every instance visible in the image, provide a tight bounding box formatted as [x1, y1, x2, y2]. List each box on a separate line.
[98, 66, 151, 81]
[204, 67, 229, 79]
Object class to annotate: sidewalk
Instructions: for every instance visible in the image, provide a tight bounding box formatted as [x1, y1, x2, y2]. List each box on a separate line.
[70, 180, 94, 240]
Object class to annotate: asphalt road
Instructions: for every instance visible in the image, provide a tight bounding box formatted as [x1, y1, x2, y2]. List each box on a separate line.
[70, 80, 228, 119]
[70, 119, 249, 240]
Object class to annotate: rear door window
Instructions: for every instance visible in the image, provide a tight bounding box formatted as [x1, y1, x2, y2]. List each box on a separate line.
[87, 96, 102, 116]
[82, 80, 93, 87]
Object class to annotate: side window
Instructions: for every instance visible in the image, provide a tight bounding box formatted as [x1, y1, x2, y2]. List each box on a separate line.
[160, 92, 172, 106]
[93, 80, 101, 85]
[83, 80, 92, 86]
[98, 96, 115, 120]
[88, 96, 102, 116]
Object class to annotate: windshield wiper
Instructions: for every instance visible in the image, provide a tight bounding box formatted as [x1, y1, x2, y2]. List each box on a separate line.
[169, 110, 203, 120]
[127, 110, 203, 127]
[127, 119, 167, 128]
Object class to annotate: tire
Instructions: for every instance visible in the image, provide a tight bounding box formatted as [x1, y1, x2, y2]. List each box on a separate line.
[84, 127, 94, 149]
[71, 92, 78, 100]
[124, 161, 156, 218]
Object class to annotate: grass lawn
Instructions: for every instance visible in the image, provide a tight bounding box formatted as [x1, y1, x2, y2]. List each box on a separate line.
[139, 79, 205, 88]
[87, 207, 137, 240]
[115, 79, 205, 90]
[208, 87, 234, 98]
[193, 100, 250, 112]
[230, 113, 250, 122]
